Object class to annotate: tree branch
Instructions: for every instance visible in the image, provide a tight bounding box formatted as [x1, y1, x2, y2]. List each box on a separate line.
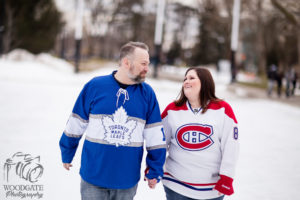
[271, 0, 297, 25]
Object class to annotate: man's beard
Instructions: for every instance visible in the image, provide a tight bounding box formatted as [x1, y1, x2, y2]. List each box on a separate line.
[128, 64, 146, 83]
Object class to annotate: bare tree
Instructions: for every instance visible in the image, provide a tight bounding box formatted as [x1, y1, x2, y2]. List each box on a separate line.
[271, 0, 300, 67]
[255, 0, 267, 74]
[83, 0, 156, 59]
[191, 0, 231, 66]
[3, 2, 16, 53]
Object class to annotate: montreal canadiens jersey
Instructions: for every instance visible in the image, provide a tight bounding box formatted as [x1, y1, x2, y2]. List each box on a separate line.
[59, 72, 166, 189]
[161, 101, 239, 199]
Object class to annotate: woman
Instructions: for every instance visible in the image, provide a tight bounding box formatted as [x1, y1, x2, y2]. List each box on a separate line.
[161, 67, 239, 200]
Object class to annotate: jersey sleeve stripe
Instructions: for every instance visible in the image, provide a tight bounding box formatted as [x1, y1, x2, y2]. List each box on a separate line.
[64, 131, 82, 138]
[65, 115, 89, 136]
[145, 122, 162, 129]
[146, 144, 167, 150]
[72, 113, 89, 123]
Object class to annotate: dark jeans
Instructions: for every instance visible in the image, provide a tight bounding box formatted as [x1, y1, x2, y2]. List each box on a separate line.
[81, 178, 137, 200]
[164, 185, 224, 200]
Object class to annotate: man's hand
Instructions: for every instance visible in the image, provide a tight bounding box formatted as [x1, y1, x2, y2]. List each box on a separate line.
[63, 163, 73, 170]
[143, 167, 158, 189]
[147, 178, 157, 189]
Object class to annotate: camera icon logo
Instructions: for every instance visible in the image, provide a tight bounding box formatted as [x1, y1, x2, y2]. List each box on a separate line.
[4, 152, 44, 183]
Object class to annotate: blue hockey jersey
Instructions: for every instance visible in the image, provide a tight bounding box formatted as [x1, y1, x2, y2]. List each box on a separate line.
[59, 72, 166, 189]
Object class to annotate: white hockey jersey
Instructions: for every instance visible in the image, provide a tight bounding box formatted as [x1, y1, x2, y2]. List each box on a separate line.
[161, 100, 239, 199]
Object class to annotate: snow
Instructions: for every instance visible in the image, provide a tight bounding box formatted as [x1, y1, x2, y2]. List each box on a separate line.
[1, 51, 300, 200]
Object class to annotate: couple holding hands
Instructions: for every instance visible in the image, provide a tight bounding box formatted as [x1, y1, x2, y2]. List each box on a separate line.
[59, 42, 239, 200]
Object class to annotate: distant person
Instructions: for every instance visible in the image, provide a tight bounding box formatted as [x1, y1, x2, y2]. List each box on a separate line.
[161, 67, 239, 200]
[276, 68, 284, 97]
[267, 64, 277, 97]
[285, 67, 294, 98]
[59, 41, 166, 200]
[291, 68, 298, 96]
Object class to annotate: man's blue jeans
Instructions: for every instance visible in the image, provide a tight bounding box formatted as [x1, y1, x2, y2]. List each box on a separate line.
[81, 178, 138, 200]
[164, 185, 225, 200]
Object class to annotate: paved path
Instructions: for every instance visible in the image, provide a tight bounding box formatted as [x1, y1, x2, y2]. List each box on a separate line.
[80, 63, 300, 108]
[150, 67, 300, 108]
[227, 83, 300, 108]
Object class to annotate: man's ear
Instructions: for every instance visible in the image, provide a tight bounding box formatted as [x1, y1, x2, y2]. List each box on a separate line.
[122, 57, 130, 69]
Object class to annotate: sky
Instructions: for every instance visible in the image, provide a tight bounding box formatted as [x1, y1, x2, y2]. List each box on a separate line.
[0, 50, 300, 200]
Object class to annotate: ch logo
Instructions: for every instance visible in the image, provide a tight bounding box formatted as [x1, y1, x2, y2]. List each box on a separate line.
[3, 152, 44, 183]
[176, 124, 214, 151]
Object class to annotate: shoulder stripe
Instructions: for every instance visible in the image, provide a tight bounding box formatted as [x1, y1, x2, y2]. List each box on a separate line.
[161, 102, 188, 119]
[207, 101, 237, 123]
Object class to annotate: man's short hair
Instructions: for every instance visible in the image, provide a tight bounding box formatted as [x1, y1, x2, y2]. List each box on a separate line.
[119, 41, 149, 61]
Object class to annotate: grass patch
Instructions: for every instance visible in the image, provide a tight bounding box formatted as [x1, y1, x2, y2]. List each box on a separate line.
[237, 80, 267, 89]
[70, 58, 116, 72]
[237, 74, 268, 89]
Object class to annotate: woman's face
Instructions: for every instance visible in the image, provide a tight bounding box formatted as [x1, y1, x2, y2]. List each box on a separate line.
[183, 69, 201, 101]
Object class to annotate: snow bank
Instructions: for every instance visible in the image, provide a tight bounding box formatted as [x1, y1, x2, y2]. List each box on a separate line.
[36, 53, 74, 73]
[3, 48, 36, 61]
[1, 49, 74, 74]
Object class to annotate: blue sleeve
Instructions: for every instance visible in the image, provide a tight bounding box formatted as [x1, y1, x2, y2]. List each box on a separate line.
[72, 81, 94, 120]
[145, 86, 162, 124]
[145, 148, 166, 182]
[59, 133, 82, 163]
[59, 80, 94, 163]
[144, 85, 166, 181]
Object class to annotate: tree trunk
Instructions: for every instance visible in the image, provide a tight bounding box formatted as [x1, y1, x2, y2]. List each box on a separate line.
[3, 3, 13, 53]
[297, 26, 300, 67]
[256, 0, 266, 75]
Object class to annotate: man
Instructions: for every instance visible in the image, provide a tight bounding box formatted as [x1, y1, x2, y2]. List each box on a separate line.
[59, 41, 166, 200]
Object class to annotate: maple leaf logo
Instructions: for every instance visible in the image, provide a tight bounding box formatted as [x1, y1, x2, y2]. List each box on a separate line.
[102, 106, 137, 147]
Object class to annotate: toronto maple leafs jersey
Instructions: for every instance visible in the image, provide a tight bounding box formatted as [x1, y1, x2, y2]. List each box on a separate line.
[161, 101, 239, 199]
[59, 72, 166, 189]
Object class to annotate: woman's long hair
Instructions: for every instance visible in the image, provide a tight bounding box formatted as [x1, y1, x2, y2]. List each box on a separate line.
[175, 67, 220, 113]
